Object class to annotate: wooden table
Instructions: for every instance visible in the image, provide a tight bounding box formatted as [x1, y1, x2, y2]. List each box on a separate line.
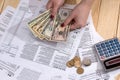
[0, 0, 120, 40]
[92, 0, 120, 39]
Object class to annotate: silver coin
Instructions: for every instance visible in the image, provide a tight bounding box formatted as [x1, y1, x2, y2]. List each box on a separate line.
[82, 57, 91, 66]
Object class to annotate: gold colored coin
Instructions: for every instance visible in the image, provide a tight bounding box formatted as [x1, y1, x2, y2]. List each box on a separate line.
[115, 74, 120, 80]
[66, 59, 74, 68]
[74, 56, 80, 61]
[73, 56, 81, 68]
[74, 61, 81, 68]
[76, 67, 84, 74]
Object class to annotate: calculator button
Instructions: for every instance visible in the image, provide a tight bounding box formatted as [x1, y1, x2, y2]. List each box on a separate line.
[114, 38, 118, 42]
[109, 40, 113, 43]
[105, 42, 109, 45]
[96, 44, 100, 47]
[105, 54, 110, 57]
[110, 53, 114, 56]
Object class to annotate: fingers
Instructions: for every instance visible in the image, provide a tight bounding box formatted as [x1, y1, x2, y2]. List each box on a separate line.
[70, 21, 86, 30]
[61, 15, 74, 27]
[70, 23, 80, 30]
[51, 5, 59, 16]
[46, 1, 52, 10]
[46, 2, 59, 17]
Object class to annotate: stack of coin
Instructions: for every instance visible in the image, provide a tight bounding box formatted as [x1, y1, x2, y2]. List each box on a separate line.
[115, 74, 120, 80]
[76, 67, 84, 74]
[66, 59, 74, 68]
[74, 56, 81, 68]
[66, 56, 84, 74]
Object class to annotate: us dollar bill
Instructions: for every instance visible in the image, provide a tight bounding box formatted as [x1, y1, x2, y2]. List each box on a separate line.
[28, 9, 50, 27]
[51, 9, 70, 41]
[31, 14, 50, 39]
[41, 16, 57, 40]
[27, 8, 71, 42]
[51, 24, 70, 41]
[28, 11, 50, 37]
[34, 16, 50, 40]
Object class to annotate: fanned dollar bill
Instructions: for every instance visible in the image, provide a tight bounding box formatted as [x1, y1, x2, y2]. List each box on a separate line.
[41, 16, 57, 40]
[51, 14, 70, 41]
[28, 10, 50, 37]
[28, 9, 50, 27]
[32, 14, 50, 39]
[27, 8, 72, 42]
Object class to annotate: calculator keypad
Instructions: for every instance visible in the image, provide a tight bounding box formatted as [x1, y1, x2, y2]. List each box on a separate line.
[95, 38, 120, 60]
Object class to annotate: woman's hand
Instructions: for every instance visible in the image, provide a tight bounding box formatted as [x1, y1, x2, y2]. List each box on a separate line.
[62, 0, 94, 30]
[46, 0, 65, 18]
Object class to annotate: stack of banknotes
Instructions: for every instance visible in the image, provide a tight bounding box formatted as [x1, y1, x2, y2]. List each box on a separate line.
[28, 8, 71, 42]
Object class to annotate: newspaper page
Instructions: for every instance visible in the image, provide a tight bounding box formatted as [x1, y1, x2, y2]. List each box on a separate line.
[75, 19, 119, 80]
[0, 59, 64, 80]
[0, 0, 84, 80]
[63, 23, 109, 80]
[0, 6, 15, 41]
[0, 0, 119, 80]
[77, 25, 110, 80]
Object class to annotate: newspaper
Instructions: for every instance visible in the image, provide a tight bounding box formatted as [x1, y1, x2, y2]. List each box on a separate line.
[0, 6, 15, 41]
[77, 25, 110, 80]
[0, 0, 120, 80]
[0, 0, 83, 80]
[77, 19, 120, 80]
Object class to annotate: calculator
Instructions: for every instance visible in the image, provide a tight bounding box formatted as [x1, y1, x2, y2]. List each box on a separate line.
[95, 38, 120, 72]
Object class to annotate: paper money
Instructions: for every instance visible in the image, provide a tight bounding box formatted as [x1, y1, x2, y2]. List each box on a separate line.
[29, 11, 50, 37]
[32, 14, 50, 39]
[51, 25, 69, 41]
[51, 14, 70, 41]
[41, 16, 57, 40]
[28, 10, 50, 37]
[28, 9, 50, 27]
[27, 8, 71, 42]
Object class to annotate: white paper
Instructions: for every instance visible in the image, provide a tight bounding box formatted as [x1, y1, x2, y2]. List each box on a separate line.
[0, 6, 15, 41]
[0, 0, 119, 80]
[0, 0, 83, 80]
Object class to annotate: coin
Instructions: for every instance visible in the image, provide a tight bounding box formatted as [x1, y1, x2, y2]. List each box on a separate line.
[66, 59, 74, 68]
[73, 56, 81, 68]
[115, 74, 120, 80]
[74, 56, 80, 61]
[76, 67, 84, 74]
[82, 57, 91, 66]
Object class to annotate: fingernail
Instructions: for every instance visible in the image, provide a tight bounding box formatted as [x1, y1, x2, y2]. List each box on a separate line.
[71, 19, 75, 25]
[50, 15, 54, 19]
[72, 19, 75, 22]
[61, 23, 64, 27]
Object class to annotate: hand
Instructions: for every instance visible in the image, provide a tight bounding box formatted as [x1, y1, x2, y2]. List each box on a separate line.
[61, 0, 93, 30]
[46, 0, 65, 18]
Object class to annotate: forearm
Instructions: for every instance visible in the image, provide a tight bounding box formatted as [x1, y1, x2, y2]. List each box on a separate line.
[80, 0, 94, 7]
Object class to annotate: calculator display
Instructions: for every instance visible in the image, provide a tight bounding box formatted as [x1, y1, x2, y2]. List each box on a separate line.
[106, 57, 120, 66]
[104, 55, 120, 70]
